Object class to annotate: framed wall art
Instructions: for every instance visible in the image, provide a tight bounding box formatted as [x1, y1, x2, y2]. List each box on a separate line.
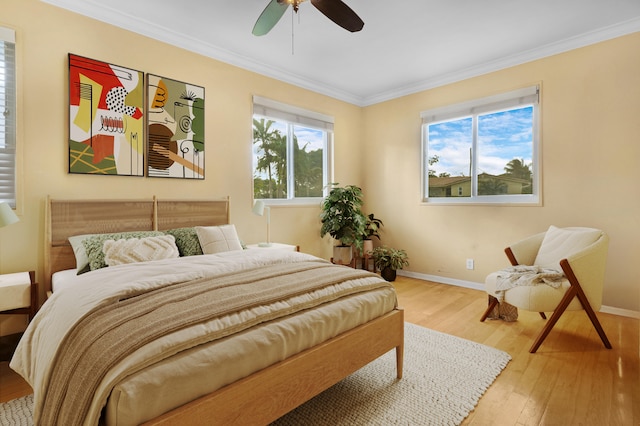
[146, 74, 205, 179]
[68, 54, 145, 176]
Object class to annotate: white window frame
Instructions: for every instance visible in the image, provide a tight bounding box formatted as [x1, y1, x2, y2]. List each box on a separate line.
[252, 96, 334, 206]
[0, 27, 16, 208]
[421, 85, 541, 205]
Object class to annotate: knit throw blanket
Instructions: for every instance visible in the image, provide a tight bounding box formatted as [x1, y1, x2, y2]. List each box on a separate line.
[38, 261, 386, 426]
[494, 265, 565, 303]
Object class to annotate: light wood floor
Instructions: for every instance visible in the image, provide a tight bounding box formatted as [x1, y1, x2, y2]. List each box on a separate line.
[1, 276, 638, 425]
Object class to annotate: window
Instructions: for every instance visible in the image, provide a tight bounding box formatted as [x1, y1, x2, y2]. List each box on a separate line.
[421, 85, 540, 205]
[252, 96, 333, 204]
[0, 27, 16, 207]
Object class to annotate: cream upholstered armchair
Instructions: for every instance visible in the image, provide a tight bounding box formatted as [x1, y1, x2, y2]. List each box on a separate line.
[480, 226, 612, 353]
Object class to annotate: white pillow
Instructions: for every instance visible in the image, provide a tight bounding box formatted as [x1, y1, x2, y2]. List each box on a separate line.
[195, 225, 243, 254]
[103, 235, 179, 266]
[534, 226, 601, 269]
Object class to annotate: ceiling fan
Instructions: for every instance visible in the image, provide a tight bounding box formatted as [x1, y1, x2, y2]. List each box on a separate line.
[252, 0, 364, 36]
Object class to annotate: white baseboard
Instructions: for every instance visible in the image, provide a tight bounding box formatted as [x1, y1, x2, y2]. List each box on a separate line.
[599, 305, 640, 319]
[397, 270, 640, 319]
[398, 270, 484, 291]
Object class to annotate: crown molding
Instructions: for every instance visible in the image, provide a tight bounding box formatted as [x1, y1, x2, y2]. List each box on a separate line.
[41, 1, 640, 107]
[41, 0, 364, 105]
[361, 17, 640, 106]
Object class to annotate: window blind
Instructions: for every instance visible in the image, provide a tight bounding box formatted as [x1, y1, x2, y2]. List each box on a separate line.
[0, 27, 16, 207]
[420, 85, 539, 125]
[253, 95, 334, 132]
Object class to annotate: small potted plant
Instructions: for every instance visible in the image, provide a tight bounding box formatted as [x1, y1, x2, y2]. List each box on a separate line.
[370, 246, 409, 282]
[320, 184, 366, 264]
[361, 213, 383, 255]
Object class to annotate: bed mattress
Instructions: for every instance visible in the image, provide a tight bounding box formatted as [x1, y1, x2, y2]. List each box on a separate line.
[12, 250, 397, 425]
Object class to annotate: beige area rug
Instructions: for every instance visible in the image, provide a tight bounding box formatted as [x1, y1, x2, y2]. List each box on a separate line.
[271, 322, 511, 425]
[0, 394, 31, 426]
[0, 323, 510, 426]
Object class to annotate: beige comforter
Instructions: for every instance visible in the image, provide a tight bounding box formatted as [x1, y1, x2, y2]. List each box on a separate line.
[11, 250, 395, 426]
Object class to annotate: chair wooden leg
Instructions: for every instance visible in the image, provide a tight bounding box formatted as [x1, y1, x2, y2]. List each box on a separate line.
[561, 260, 612, 349]
[482, 247, 515, 323]
[529, 285, 577, 353]
[538, 312, 547, 319]
[480, 295, 499, 322]
[576, 289, 612, 349]
[530, 259, 613, 353]
[560, 259, 611, 349]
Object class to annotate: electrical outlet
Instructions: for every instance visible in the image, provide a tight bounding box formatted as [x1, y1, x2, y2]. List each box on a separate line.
[466, 259, 474, 270]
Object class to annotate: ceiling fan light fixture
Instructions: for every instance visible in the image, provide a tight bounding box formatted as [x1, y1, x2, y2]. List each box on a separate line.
[283, 0, 305, 13]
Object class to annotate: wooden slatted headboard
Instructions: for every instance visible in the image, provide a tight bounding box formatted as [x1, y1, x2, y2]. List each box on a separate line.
[44, 195, 230, 294]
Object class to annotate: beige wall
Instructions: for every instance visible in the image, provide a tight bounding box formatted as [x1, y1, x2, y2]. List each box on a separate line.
[363, 32, 640, 314]
[1, 1, 638, 335]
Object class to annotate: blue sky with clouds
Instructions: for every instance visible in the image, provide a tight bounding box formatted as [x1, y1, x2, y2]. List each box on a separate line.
[294, 125, 324, 152]
[428, 106, 533, 176]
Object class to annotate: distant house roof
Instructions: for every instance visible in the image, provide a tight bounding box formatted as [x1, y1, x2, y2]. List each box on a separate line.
[480, 173, 530, 185]
[428, 176, 470, 188]
[429, 173, 530, 188]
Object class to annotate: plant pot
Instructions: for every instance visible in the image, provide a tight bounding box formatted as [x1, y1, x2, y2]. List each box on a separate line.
[381, 266, 397, 282]
[333, 245, 353, 265]
[362, 239, 374, 255]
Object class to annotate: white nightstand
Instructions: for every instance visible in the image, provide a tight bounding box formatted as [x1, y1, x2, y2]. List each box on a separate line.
[0, 271, 38, 321]
[246, 243, 299, 252]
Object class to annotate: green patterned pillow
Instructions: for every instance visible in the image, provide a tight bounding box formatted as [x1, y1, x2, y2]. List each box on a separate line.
[68, 233, 97, 274]
[164, 227, 203, 257]
[82, 231, 165, 271]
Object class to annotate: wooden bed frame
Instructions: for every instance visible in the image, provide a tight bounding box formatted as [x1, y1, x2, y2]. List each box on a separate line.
[44, 196, 404, 425]
[44, 195, 230, 294]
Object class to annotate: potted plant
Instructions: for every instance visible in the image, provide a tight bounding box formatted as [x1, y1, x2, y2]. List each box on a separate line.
[320, 184, 367, 264]
[361, 213, 383, 255]
[370, 246, 409, 282]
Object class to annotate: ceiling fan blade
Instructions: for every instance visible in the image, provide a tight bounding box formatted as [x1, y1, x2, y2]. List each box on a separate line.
[310, 0, 364, 32]
[252, 0, 289, 36]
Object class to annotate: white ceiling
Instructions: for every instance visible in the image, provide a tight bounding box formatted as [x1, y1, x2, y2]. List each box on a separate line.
[43, 0, 640, 106]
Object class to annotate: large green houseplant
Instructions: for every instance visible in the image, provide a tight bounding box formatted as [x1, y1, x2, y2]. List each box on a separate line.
[320, 184, 366, 263]
[370, 246, 409, 282]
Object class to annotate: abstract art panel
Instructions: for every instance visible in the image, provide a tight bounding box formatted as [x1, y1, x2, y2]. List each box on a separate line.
[147, 74, 205, 179]
[68, 54, 145, 176]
